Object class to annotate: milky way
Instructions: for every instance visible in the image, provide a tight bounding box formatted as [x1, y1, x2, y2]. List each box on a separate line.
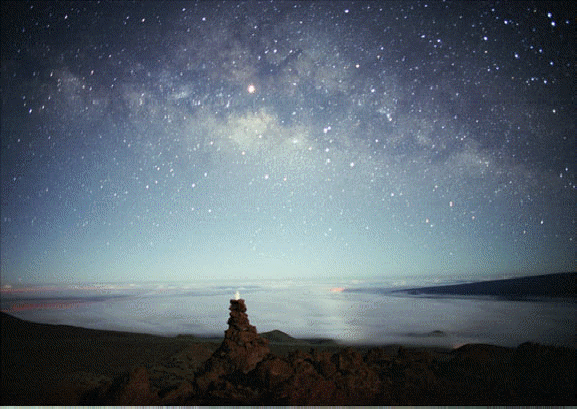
[1, 1, 575, 284]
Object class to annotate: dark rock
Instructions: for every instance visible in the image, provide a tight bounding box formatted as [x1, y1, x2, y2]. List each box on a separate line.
[44, 371, 112, 405]
[50, 298, 574, 406]
[511, 342, 576, 404]
[276, 371, 337, 405]
[336, 347, 363, 372]
[364, 347, 394, 366]
[157, 381, 194, 405]
[332, 347, 381, 404]
[215, 299, 270, 373]
[108, 367, 158, 405]
[256, 356, 293, 388]
[273, 353, 337, 405]
[194, 353, 234, 392]
[450, 343, 513, 378]
[194, 298, 270, 400]
[312, 349, 337, 378]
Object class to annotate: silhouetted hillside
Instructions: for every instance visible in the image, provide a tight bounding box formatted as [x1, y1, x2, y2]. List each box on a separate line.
[394, 272, 576, 299]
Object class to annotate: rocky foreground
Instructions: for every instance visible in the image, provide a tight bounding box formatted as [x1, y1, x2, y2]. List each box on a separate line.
[2, 300, 575, 405]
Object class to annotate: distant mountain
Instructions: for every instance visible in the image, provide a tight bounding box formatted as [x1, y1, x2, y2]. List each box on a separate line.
[260, 329, 298, 343]
[393, 272, 576, 300]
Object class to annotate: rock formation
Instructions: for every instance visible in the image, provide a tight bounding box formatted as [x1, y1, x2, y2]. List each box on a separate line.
[218, 298, 270, 373]
[194, 298, 270, 397]
[24, 300, 574, 406]
[191, 297, 383, 405]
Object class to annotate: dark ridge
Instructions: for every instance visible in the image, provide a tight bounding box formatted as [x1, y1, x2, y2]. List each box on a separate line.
[260, 329, 298, 343]
[0, 311, 167, 340]
[393, 272, 576, 299]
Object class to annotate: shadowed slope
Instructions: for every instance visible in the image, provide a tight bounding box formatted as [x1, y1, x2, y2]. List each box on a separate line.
[393, 272, 576, 299]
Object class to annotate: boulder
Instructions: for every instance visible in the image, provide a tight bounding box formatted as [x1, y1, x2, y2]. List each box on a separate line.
[256, 356, 293, 388]
[157, 381, 195, 405]
[108, 367, 158, 406]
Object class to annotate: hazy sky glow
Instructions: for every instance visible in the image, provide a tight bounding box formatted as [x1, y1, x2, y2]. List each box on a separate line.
[1, 1, 575, 284]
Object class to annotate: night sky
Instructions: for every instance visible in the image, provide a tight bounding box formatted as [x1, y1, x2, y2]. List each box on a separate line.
[1, 1, 575, 285]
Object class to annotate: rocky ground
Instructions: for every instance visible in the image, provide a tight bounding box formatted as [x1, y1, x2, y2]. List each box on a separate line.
[1, 303, 574, 405]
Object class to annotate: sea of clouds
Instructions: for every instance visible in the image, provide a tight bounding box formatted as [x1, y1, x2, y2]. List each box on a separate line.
[2, 277, 575, 349]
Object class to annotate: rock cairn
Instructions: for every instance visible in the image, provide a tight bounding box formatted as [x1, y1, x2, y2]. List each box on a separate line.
[194, 298, 271, 396]
[215, 298, 270, 373]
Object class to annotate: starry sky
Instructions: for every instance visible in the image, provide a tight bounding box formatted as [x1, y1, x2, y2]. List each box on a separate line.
[1, 1, 575, 285]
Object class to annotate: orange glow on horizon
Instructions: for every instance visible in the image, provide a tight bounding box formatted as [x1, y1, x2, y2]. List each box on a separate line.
[4, 301, 82, 312]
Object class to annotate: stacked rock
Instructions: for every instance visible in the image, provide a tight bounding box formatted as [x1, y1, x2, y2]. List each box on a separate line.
[213, 298, 270, 373]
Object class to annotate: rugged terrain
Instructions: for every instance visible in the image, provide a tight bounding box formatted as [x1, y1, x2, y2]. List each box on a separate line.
[1, 300, 574, 405]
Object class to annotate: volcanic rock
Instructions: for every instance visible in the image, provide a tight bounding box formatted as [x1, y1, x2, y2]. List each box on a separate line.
[104, 367, 158, 405]
[215, 299, 269, 371]
[194, 298, 270, 397]
[255, 356, 293, 388]
[157, 381, 195, 405]
[44, 371, 112, 405]
[217, 299, 270, 373]
[15, 298, 573, 406]
[511, 342, 576, 403]
[192, 299, 384, 405]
